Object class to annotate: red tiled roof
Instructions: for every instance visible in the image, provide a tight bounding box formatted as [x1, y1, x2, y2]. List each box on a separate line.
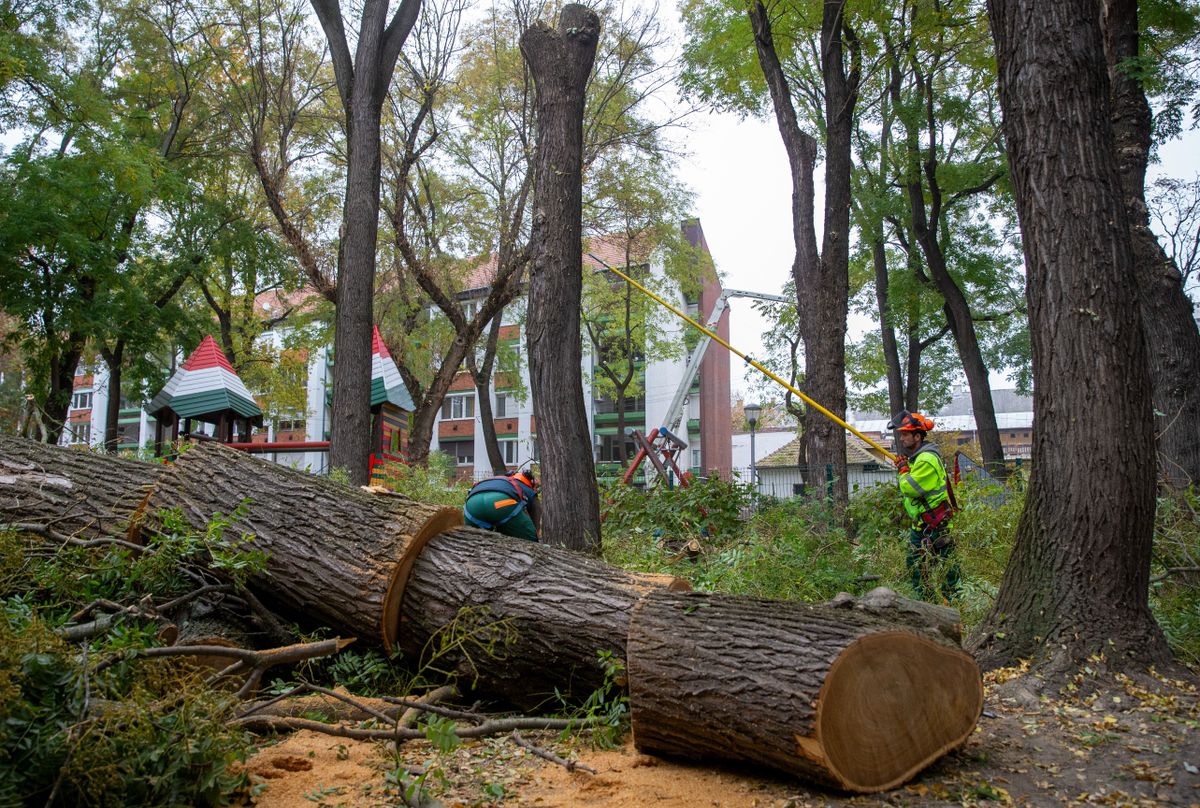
[460, 233, 653, 292]
[181, 335, 236, 372]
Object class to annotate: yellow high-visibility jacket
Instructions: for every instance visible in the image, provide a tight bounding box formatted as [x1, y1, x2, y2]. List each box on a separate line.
[898, 443, 950, 526]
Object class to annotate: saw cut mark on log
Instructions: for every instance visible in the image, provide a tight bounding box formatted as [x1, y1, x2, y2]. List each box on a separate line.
[814, 630, 981, 792]
[627, 591, 982, 794]
[379, 502, 465, 653]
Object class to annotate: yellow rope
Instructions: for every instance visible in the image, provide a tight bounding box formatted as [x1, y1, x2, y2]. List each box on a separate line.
[603, 264, 898, 462]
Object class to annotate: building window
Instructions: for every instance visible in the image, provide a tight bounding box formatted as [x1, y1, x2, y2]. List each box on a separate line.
[442, 393, 475, 420]
[276, 417, 306, 432]
[593, 394, 646, 414]
[691, 448, 701, 470]
[439, 440, 474, 466]
[69, 422, 91, 444]
[596, 434, 638, 463]
[71, 391, 92, 410]
[495, 392, 513, 418]
[500, 439, 518, 465]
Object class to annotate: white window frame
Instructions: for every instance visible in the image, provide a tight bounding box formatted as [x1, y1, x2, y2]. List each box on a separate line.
[443, 393, 475, 420]
[69, 422, 91, 444]
[495, 392, 514, 418]
[499, 439, 518, 465]
[440, 440, 474, 466]
[71, 391, 92, 410]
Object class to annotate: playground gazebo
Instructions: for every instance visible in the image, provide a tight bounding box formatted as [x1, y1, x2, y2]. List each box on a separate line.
[147, 335, 263, 454]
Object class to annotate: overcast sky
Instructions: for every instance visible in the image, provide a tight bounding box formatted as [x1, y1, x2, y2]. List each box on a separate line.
[671, 108, 1200, 402]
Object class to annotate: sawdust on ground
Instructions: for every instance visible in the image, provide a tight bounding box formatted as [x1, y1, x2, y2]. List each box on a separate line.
[239, 666, 1200, 808]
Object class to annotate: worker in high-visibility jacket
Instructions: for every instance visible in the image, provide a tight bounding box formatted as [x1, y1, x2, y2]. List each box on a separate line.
[889, 410, 960, 602]
[463, 468, 541, 541]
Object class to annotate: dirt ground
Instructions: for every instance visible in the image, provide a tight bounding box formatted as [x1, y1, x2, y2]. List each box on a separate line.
[240, 665, 1200, 808]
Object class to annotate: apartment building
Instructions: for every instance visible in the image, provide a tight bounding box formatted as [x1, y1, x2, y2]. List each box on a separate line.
[429, 220, 733, 481]
[61, 220, 734, 481]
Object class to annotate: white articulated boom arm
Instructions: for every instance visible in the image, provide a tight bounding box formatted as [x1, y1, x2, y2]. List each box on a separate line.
[660, 288, 790, 438]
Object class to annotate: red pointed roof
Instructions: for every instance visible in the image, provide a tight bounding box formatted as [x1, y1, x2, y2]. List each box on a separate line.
[372, 325, 393, 359]
[180, 335, 237, 373]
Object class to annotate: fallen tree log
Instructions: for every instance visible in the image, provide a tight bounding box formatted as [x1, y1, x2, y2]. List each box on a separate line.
[822, 586, 963, 644]
[0, 436, 159, 540]
[627, 590, 982, 794]
[399, 527, 690, 710]
[144, 442, 462, 648]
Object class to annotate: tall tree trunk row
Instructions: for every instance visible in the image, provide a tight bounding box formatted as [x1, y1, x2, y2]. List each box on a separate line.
[520, 3, 603, 553]
[975, 0, 1173, 673]
[1103, 0, 1200, 487]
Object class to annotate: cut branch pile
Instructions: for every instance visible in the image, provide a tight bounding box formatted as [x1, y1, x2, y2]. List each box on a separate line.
[0, 438, 982, 793]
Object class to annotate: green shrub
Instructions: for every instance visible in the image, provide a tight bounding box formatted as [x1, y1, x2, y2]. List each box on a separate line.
[1150, 487, 1200, 667]
[0, 605, 252, 807]
[371, 452, 472, 506]
[601, 475, 752, 572]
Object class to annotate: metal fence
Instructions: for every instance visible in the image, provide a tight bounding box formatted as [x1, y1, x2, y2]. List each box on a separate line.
[729, 465, 897, 500]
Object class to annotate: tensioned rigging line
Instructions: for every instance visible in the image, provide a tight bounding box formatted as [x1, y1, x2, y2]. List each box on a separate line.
[588, 256, 898, 463]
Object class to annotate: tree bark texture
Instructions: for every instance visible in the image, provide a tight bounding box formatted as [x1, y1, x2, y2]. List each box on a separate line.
[398, 526, 690, 710]
[873, 236, 905, 417]
[628, 591, 982, 793]
[749, 1, 850, 507]
[0, 436, 160, 540]
[144, 442, 461, 649]
[1103, 0, 1200, 487]
[311, 0, 422, 485]
[520, 4, 603, 553]
[812, 0, 856, 507]
[975, 0, 1173, 672]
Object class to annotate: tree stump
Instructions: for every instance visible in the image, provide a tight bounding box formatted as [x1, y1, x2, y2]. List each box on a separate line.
[399, 526, 690, 709]
[627, 590, 982, 793]
[0, 436, 160, 540]
[145, 442, 461, 648]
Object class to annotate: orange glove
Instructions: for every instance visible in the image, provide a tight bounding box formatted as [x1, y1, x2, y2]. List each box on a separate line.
[893, 455, 910, 474]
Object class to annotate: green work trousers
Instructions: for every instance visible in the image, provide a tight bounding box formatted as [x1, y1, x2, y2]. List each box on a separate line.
[906, 528, 961, 603]
[464, 490, 538, 541]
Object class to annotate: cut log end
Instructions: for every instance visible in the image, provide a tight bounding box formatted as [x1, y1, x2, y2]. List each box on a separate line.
[381, 506, 464, 651]
[815, 631, 983, 792]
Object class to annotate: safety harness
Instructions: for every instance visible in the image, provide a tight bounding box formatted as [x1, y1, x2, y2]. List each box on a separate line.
[464, 475, 536, 530]
[904, 444, 959, 533]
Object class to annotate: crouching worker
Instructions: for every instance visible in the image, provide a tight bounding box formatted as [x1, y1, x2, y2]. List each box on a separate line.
[888, 410, 961, 603]
[463, 469, 541, 541]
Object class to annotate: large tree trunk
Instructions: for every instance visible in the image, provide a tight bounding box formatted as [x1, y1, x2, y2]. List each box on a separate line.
[469, 309, 508, 476]
[0, 436, 160, 540]
[311, 0, 422, 485]
[101, 340, 125, 453]
[44, 338, 85, 445]
[1, 438, 982, 791]
[398, 526, 689, 710]
[974, 0, 1173, 674]
[749, 1, 851, 507]
[873, 236, 905, 417]
[812, 0, 856, 508]
[520, 4, 602, 553]
[628, 590, 981, 793]
[1103, 0, 1200, 487]
[144, 442, 461, 649]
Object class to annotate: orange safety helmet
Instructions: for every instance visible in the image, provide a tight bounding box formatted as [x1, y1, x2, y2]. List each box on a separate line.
[887, 410, 935, 433]
[512, 469, 538, 490]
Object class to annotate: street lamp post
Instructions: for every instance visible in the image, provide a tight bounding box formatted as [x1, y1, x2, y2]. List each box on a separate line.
[745, 403, 762, 499]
